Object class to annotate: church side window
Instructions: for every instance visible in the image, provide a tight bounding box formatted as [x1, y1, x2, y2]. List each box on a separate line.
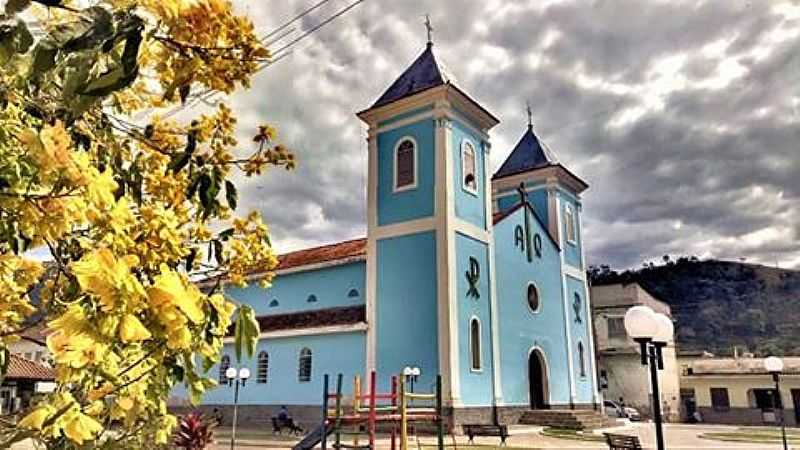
[607, 317, 626, 339]
[298, 348, 312, 382]
[219, 355, 230, 384]
[394, 138, 417, 191]
[461, 140, 477, 194]
[527, 282, 541, 313]
[257, 351, 269, 384]
[470, 318, 482, 371]
[565, 204, 576, 243]
[578, 342, 586, 377]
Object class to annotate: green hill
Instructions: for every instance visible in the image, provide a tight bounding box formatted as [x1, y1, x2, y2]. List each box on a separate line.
[590, 258, 800, 356]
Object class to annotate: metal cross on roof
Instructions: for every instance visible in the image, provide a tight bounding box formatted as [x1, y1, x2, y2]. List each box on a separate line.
[526, 100, 533, 128]
[424, 14, 434, 45]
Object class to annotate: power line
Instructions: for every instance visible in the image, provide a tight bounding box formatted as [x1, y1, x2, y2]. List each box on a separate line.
[259, 0, 335, 42]
[163, 0, 368, 118]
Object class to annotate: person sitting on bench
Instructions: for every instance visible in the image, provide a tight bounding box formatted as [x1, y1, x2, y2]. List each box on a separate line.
[272, 406, 303, 435]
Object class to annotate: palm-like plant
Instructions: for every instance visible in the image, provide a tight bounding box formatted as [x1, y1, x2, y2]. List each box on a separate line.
[173, 412, 215, 450]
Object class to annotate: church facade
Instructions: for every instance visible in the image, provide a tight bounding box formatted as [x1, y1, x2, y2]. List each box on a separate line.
[175, 41, 599, 425]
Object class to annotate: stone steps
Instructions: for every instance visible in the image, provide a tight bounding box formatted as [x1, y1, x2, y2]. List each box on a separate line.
[518, 409, 608, 430]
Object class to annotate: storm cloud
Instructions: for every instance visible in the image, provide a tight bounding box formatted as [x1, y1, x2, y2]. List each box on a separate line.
[224, 0, 800, 270]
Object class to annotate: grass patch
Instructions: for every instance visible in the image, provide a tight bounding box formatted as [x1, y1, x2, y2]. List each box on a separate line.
[700, 429, 800, 444]
[540, 427, 604, 442]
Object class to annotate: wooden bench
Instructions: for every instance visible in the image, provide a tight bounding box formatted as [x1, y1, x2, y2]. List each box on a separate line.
[604, 433, 642, 450]
[462, 424, 509, 445]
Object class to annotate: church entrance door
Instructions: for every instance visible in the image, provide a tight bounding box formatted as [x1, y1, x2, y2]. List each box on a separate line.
[529, 349, 549, 409]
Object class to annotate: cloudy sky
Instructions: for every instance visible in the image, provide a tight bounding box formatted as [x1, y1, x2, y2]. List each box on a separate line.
[222, 0, 800, 270]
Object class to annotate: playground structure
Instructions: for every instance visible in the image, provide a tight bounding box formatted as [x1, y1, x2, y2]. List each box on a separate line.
[293, 371, 445, 450]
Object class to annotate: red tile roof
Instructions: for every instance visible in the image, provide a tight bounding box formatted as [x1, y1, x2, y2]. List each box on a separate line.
[6, 354, 54, 381]
[275, 238, 366, 272]
[226, 306, 366, 336]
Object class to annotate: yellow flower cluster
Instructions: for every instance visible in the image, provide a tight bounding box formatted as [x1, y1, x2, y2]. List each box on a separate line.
[18, 392, 103, 445]
[0, 0, 287, 446]
[0, 256, 43, 345]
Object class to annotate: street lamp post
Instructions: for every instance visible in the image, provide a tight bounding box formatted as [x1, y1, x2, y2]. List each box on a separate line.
[765, 356, 788, 450]
[402, 366, 420, 393]
[226, 367, 251, 450]
[624, 306, 673, 450]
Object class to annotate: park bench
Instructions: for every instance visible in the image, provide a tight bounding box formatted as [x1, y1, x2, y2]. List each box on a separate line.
[603, 433, 642, 450]
[462, 424, 509, 445]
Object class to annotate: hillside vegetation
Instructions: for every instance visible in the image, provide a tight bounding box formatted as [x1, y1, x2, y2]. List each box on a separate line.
[590, 258, 800, 356]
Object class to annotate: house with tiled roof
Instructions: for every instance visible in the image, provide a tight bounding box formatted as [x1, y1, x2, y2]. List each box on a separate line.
[1, 354, 54, 415]
[175, 39, 598, 429]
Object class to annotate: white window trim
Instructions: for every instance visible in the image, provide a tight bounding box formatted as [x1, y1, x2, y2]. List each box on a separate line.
[393, 136, 418, 193]
[469, 316, 483, 373]
[565, 204, 577, 245]
[460, 139, 478, 196]
[298, 347, 312, 383]
[256, 351, 269, 384]
[526, 281, 542, 314]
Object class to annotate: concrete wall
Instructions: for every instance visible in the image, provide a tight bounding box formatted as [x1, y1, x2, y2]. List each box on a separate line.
[592, 283, 680, 420]
[681, 373, 800, 426]
[494, 206, 573, 407]
[599, 351, 681, 422]
[229, 261, 365, 316]
[375, 231, 439, 392]
[452, 120, 487, 230]
[377, 118, 436, 226]
[455, 232, 493, 406]
[175, 331, 365, 406]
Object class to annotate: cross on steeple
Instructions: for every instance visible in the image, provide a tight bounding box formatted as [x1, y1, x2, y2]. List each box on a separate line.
[526, 100, 533, 129]
[424, 14, 434, 46]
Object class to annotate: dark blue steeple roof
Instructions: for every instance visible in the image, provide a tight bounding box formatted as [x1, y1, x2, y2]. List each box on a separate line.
[371, 43, 451, 108]
[493, 125, 557, 179]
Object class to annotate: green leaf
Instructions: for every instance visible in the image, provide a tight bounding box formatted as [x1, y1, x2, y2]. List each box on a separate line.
[186, 173, 201, 199]
[167, 151, 191, 173]
[179, 83, 191, 105]
[78, 63, 139, 97]
[29, 40, 57, 76]
[61, 6, 114, 53]
[224, 180, 238, 210]
[185, 247, 197, 272]
[233, 305, 259, 363]
[4, 0, 32, 15]
[0, 347, 9, 384]
[119, 16, 143, 72]
[218, 228, 234, 241]
[62, 52, 93, 100]
[212, 239, 224, 266]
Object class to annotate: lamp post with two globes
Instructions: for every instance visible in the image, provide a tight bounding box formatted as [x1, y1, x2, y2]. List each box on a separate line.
[764, 356, 788, 450]
[226, 366, 251, 450]
[624, 306, 674, 450]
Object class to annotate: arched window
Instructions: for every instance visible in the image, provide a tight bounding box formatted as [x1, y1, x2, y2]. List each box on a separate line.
[565, 204, 576, 243]
[461, 140, 477, 193]
[347, 288, 360, 299]
[269, 299, 279, 307]
[578, 342, 586, 377]
[527, 282, 540, 313]
[298, 348, 312, 382]
[257, 351, 269, 384]
[307, 294, 317, 303]
[470, 318, 482, 371]
[394, 138, 417, 191]
[219, 355, 230, 383]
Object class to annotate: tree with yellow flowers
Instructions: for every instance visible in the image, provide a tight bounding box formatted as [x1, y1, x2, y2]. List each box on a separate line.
[0, 0, 293, 447]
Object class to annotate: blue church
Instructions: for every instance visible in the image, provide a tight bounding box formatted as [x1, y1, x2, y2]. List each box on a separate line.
[176, 40, 600, 427]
